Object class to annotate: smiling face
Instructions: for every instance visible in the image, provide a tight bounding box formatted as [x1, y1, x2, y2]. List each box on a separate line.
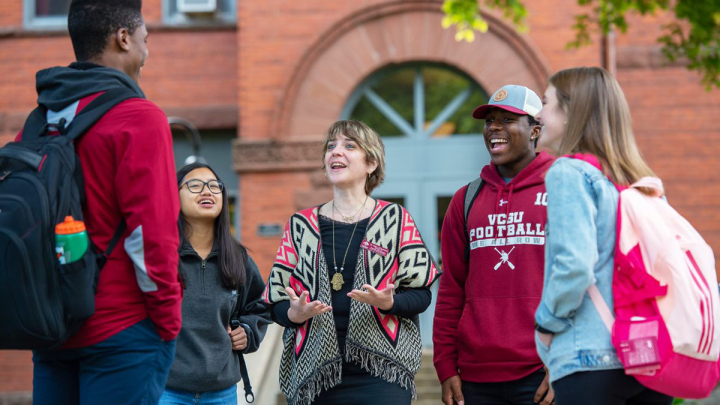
[179, 168, 223, 224]
[483, 108, 541, 177]
[536, 85, 566, 152]
[323, 133, 378, 193]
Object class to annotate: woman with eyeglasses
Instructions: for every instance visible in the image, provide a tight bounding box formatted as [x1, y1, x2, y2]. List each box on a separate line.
[159, 163, 272, 405]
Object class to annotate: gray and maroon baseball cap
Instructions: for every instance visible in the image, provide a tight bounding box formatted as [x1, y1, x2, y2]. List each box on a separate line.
[472, 85, 542, 119]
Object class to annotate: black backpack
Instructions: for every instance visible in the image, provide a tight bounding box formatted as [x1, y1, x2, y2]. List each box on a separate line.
[0, 88, 136, 350]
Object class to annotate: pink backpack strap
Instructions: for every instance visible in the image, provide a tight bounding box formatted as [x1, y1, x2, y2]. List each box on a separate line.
[564, 153, 629, 192]
[588, 284, 614, 332]
[565, 153, 602, 171]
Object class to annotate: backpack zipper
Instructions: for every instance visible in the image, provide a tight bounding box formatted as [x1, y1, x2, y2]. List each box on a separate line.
[15, 174, 50, 231]
[0, 195, 33, 222]
[15, 173, 61, 330]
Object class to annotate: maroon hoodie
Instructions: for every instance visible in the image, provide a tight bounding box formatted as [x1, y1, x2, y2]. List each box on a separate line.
[433, 151, 554, 383]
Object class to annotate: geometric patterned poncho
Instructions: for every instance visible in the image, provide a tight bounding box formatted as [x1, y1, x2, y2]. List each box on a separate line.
[262, 201, 441, 405]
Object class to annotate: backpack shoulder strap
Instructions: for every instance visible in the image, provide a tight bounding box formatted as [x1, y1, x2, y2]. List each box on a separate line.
[464, 177, 484, 223]
[564, 153, 602, 171]
[20, 87, 138, 143]
[565, 153, 628, 192]
[19, 106, 50, 142]
[69, 88, 135, 261]
[463, 177, 484, 261]
[230, 314, 255, 402]
[588, 284, 614, 332]
[104, 220, 127, 258]
[238, 354, 254, 402]
[66, 87, 139, 141]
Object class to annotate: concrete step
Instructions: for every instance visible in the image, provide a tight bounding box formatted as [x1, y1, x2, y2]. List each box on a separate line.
[416, 367, 439, 377]
[275, 390, 441, 403]
[0, 392, 32, 405]
[277, 390, 441, 404]
[415, 372, 439, 381]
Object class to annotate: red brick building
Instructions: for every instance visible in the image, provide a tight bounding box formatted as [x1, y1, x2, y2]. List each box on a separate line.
[1, 0, 720, 402]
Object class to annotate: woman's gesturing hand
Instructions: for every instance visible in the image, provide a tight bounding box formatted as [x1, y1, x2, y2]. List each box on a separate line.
[286, 287, 332, 324]
[347, 284, 394, 311]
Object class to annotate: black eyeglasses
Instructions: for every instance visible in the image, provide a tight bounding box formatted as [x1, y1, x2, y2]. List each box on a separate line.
[180, 179, 224, 194]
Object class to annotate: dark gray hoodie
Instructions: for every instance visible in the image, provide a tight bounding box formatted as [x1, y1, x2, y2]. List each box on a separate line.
[166, 242, 272, 392]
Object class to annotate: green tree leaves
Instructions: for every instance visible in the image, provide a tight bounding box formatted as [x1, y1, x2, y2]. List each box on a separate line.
[442, 0, 527, 41]
[442, 0, 720, 89]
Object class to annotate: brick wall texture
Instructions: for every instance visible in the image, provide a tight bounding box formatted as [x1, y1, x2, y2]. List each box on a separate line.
[2, 0, 720, 395]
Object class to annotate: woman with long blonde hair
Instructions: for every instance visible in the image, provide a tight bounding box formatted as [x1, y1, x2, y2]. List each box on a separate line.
[533, 67, 673, 405]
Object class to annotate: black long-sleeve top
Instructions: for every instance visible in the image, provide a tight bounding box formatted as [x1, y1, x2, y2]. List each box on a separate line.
[273, 214, 431, 354]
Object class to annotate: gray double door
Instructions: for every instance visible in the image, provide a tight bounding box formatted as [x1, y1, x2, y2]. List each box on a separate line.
[372, 134, 490, 348]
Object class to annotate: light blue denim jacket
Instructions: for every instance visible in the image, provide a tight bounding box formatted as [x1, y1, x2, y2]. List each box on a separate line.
[534, 157, 623, 383]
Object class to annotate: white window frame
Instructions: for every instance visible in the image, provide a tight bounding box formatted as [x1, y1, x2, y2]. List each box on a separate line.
[163, 0, 236, 26]
[23, 0, 69, 30]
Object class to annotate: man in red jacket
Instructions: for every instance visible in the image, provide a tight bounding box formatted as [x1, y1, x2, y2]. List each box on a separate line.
[27, 1, 182, 404]
[433, 85, 555, 405]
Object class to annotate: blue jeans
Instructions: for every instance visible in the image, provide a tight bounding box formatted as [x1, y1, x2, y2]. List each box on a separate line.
[32, 318, 176, 405]
[159, 386, 238, 405]
[461, 368, 546, 405]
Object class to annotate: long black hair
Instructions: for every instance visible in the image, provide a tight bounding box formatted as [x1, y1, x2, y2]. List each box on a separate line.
[177, 163, 247, 288]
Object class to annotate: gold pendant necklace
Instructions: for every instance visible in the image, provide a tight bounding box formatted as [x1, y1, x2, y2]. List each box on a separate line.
[331, 196, 368, 291]
[331, 272, 344, 291]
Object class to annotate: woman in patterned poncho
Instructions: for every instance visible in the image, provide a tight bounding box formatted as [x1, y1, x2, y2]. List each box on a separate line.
[263, 120, 441, 405]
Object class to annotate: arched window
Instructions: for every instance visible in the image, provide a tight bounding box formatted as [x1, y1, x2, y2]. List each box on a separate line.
[342, 63, 488, 138]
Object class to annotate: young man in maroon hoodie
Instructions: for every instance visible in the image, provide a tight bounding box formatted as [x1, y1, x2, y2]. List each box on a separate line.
[433, 85, 555, 405]
[24, 1, 182, 404]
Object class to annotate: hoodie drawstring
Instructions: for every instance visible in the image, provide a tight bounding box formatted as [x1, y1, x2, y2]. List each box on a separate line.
[506, 184, 515, 216]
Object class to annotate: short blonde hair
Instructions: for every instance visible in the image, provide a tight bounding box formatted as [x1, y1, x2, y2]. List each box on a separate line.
[322, 120, 386, 195]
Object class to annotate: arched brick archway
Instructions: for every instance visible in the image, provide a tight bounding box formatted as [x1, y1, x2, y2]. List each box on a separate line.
[234, 1, 550, 172]
[231, 1, 553, 280]
[273, 0, 550, 140]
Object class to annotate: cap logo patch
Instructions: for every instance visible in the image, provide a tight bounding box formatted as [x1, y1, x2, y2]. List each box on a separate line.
[494, 89, 508, 101]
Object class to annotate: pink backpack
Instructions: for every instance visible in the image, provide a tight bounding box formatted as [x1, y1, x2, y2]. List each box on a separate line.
[570, 154, 720, 399]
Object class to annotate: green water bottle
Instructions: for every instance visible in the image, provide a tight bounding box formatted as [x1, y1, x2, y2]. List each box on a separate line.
[55, 216, 88, 264]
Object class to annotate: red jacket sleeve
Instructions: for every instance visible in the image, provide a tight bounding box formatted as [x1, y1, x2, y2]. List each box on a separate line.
[433, 187, 469, 383]
[113, 107, 182, 341]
